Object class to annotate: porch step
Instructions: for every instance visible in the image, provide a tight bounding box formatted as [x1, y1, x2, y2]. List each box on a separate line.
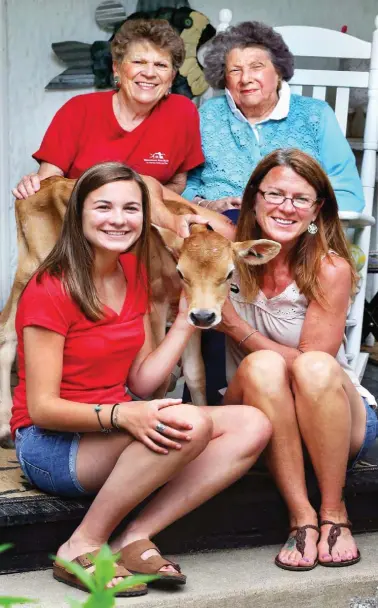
[1, 364, 377, 576]
[1, 533, 378, 608]
[1, 440, 378, 575]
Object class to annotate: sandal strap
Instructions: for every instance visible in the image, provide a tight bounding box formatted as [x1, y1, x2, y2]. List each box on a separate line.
[288, 525, 320, 558]
[114, 563, 133, 577]
[320, 520, 352, 528]
[319, 520, 352, 554]
[121, 539, 180, 575]
[72, 550, 132, 577]
[74, 550, 100, 569]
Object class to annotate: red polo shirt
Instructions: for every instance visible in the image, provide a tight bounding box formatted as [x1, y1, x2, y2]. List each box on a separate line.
[33, 91, 204, 182]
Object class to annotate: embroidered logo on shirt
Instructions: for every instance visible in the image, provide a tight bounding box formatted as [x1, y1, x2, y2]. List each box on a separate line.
[144, 151, 169, 165]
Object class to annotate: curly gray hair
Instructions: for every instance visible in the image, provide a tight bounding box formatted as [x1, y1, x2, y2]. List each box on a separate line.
[204, 21, 294, 89]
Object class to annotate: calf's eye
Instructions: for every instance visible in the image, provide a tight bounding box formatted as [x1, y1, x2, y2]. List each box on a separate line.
[176, 268, 184, 280]
[226, 270, 234, 280]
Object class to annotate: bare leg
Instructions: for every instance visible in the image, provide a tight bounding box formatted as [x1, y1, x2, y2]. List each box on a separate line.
[0, 335, 16, 443]
[0, 309, 18, 444]
[224, 351, 318, 568]
[181, 330, 207, 405]
[111, 404, 271, 552]
[292, 352, 366, 564]
[149, 301, 171, 399]
[57, 405, 212, 584]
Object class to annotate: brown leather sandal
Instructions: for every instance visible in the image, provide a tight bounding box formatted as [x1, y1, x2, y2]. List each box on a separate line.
[275, 524, 320, 571]
[121, 539, 186, 585]
[318, 520, 361, 567]
[53, 550, 148, 596]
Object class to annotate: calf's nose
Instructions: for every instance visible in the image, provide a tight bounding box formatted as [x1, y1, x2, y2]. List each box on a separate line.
[190, 310, 216, 328]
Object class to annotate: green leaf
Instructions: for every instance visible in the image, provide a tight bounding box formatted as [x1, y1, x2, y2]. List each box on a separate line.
[112, 574, 158, 593]
[91, 547, 115, 589]
[85, 590, 114, 608]
[52, 555, 96, 593]
[0, 544, 13, 554]
[0, 598, 37, 606]
[95, 545, 114, 562]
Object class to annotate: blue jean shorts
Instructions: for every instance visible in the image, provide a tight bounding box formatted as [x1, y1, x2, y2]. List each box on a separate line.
[15, 426, 93, 497]
[348, 398, 378, 471]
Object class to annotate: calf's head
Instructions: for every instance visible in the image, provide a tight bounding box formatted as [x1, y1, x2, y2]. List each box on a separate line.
[156, 224, 281, 329]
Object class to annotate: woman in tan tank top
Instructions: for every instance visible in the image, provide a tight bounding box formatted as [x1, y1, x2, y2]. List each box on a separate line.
[218, 149, 377, 570]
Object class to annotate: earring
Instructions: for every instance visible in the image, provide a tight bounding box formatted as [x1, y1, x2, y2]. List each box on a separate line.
[164, 88, 172, 98]
[307, 222, 318, 235]
[114, 75, 121, 88]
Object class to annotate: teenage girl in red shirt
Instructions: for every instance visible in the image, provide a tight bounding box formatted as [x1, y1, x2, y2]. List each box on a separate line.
[11, 161, 271, 596]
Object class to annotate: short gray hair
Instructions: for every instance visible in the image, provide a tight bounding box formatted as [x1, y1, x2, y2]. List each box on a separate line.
[204, 21, 294, 89]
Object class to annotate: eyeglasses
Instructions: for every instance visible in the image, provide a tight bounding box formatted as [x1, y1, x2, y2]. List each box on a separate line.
[258, 189, 318, 210]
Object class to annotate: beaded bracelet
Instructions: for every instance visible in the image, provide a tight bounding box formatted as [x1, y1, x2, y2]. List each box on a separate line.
[94, 404, 111, 434]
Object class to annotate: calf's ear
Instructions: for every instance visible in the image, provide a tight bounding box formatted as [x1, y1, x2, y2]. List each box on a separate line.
[153, 225, 184, 260]
[232, 239, 281, 265]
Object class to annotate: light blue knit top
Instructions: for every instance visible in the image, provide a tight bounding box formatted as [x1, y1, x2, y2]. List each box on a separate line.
[183, 94, 364, 212]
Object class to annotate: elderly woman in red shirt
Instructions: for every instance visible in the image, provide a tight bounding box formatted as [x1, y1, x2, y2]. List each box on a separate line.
[12, 18, 204, 237]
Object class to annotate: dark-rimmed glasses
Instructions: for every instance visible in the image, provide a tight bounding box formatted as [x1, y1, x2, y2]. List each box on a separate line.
[258, 189, 318, 210]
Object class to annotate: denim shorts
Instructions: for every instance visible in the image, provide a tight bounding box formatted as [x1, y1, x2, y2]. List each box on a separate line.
[348, 398, 378, 471]
[15, 426, 93, 497]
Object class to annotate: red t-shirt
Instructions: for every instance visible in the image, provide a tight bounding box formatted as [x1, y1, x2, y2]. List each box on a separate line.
[11, 253, 148, 436]
[33, 91, 204, 182]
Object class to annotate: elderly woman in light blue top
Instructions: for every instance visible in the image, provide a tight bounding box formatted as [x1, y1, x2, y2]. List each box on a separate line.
[183, 21, 364, 213]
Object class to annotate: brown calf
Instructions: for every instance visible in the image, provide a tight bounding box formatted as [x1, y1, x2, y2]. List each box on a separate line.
[0, 177, 280, 443]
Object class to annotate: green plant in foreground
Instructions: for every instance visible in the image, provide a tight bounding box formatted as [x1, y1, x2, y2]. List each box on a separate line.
[53, 544, 157, 608]
[1, 542, 157, 608]
[0, 544, 37, 606]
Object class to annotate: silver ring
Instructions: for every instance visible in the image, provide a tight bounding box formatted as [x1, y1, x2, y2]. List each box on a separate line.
[156, 422, 166, 434]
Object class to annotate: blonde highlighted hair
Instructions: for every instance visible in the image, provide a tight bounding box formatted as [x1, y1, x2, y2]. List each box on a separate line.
[236, 149, 358, 304]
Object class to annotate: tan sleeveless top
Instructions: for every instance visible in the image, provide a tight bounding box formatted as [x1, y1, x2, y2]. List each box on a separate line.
[227, 272, 376, 408]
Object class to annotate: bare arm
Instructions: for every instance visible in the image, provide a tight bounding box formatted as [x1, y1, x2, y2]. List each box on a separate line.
[23, 325, 192, 453]
[12, 162, 64, 200]
[128, 297, 196, 398]
[164, 171, 187, 194]
[220, 256, 352, 371]
[143, 175, 235, 240]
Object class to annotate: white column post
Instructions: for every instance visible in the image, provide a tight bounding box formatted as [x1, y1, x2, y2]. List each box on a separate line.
[365, 15, 378, 297]
[0, 0, 11, 310]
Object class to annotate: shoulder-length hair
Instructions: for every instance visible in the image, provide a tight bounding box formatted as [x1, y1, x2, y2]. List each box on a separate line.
[236, 149, 358, 304]
[36, 161, 151, 321]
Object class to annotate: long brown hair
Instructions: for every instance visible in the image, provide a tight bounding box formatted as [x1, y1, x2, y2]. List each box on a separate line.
[236, 149, 358, 303]
[36, 162, 151, 320]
